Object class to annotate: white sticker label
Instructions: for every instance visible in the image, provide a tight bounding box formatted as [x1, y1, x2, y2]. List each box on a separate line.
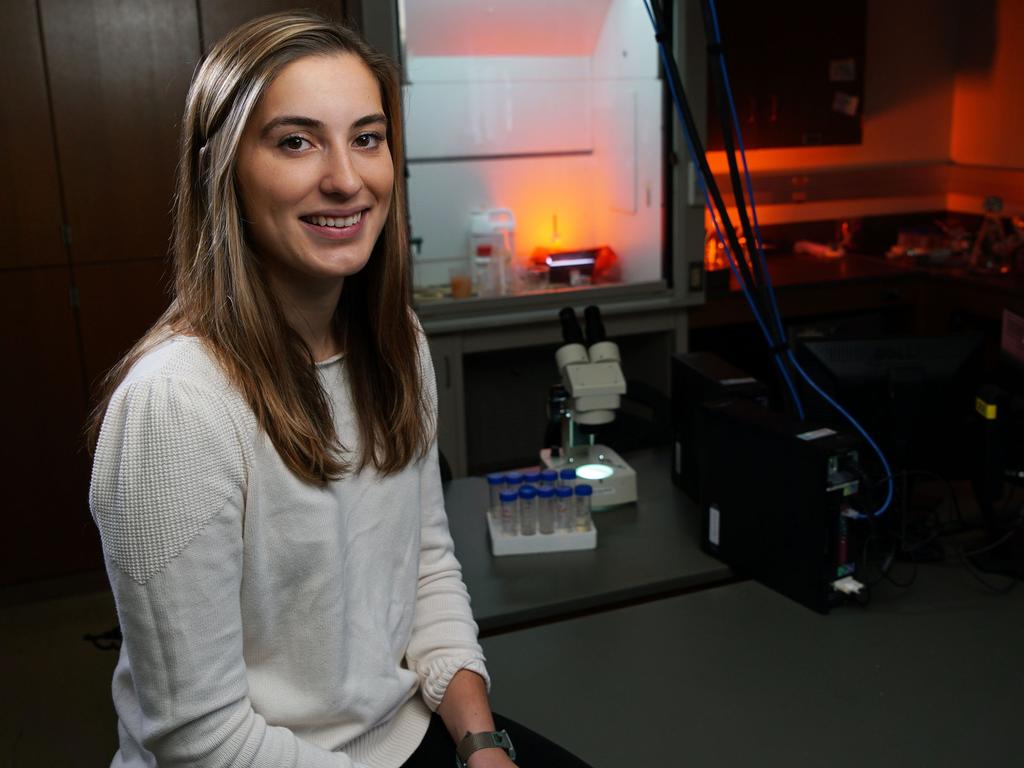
[797, 427, 837, 441]
[592, 485, 614, 496]
[829, 58, 856, 82]
[832, 91, 860, 117]
[709, 504, 721, 547]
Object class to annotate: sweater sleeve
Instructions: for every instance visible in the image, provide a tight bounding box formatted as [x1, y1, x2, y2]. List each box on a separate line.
[404, 334, 491, 711]
[91, 375, 360, 768]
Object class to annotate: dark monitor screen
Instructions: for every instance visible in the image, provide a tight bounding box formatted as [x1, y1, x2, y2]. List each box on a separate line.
[795, 333, 984, 477]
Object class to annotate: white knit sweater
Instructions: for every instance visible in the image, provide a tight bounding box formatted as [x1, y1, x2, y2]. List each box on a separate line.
[90, 334, 489, 768]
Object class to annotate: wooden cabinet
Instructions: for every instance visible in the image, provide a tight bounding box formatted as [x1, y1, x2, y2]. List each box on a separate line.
[38, 0, 201, 265]
[1, 0, 379, 585]
[75, 260, 172, 389]
[0, 269, 97, 585]
[199, 0, 347, 52]
[426, 334, 468, 477]
[706, 1, 866, 150]
[0, 0, 66, 269]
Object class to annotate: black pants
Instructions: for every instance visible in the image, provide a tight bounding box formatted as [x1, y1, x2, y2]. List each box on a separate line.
[400, 712, 593, 767]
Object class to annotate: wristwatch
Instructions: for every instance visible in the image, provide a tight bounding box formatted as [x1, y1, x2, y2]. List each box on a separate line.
[455, 729, 516, 767]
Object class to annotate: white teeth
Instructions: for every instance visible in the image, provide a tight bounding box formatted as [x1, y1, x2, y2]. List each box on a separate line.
[307, 212, 363, 228]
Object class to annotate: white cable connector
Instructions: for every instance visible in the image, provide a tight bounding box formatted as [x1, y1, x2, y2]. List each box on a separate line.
[831, 576, 865, 595]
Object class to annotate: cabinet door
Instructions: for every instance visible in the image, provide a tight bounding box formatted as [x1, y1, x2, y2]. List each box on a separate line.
[38, 0, 201, 265]
[199, 0, 346, 52]
[0, 269, 96, 585]
[706, 1, 866, 149]
[426, 334, 467, 478]
[0, 0, 66, 269]
[75, 259, 172, 391]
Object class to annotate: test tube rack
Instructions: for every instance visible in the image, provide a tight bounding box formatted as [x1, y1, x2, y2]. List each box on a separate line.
[486, 512, 597, 557]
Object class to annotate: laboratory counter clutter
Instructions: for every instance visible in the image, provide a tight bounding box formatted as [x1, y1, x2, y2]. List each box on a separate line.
[446, 447, 1024, 768]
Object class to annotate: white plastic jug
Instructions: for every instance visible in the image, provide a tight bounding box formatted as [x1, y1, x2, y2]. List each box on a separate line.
[469, 208, 516, 295]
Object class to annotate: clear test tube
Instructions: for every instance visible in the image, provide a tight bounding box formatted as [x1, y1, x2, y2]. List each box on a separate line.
[518, 485, 538, 535]
[554, 486, 574, 532]
[540, 469, 558, 486]
[498, 490, 519, 536]
[486, 473, 505, 519]
[574, 484, 593, 532]
[559, 467, 577, 489]
[505, 472, 524, 495]
[537, 485, 555, 534]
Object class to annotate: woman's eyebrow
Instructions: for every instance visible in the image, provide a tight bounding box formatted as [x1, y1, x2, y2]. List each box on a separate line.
[260, 115, 323, 137]
[352, 112, 387, 129]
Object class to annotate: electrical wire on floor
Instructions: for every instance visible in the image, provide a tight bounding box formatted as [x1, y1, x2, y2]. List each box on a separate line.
[851, 468, 1023, 599]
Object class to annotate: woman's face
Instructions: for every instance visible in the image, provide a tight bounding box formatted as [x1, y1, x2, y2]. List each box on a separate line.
[235, 53, 394, 291]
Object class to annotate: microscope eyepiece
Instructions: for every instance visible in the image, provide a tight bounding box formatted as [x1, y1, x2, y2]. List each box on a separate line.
[584, 305, 606, 346]
[559, 307, 586, 346]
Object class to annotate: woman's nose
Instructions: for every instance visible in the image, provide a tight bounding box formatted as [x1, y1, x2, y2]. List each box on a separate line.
[320, 149, 363, 197]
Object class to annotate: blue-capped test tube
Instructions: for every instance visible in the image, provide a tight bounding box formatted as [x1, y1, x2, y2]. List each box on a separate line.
[486, 473, 505, 519]
[505, 472, 524, 494]
[559, 467, 577, 489]
[574, 484, 593, 531]
[498, 489, 519, 536]
[537, 485, 555, 534]
[523, 470, 542, 485]
[518, 485, 538, 535]
[554, 486, 574, 532]
[540, 469, 558, 486]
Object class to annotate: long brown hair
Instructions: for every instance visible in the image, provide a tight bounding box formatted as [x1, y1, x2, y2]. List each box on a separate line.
[87, 11, 430, 483]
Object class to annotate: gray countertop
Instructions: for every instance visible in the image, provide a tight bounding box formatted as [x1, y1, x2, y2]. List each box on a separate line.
[444, 448, 733, 634]
[481, 565, 1024, 767]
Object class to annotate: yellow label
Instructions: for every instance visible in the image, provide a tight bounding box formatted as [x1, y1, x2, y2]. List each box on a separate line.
[975, 397, 997, 420]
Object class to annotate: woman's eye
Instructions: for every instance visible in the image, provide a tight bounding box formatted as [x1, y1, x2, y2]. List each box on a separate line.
[279, 135, 311, 151]
[354, 132, 385, 149]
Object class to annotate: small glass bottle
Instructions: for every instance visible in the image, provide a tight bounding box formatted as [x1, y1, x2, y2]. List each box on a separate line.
[540, 469, 558, 486]
[554, 486, 574, 532]
[559, 467, 577, 489]
[498, 489, 519, 536]
[486, 473, 505, 520]
[574, 484, 593, 532]
[537, 485, 555, 534]
[523, 470, 542, 485]
[518, 485, 538, 535]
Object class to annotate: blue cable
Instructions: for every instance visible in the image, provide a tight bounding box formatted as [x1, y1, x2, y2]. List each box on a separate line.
[642, 0, 805, 421]
[786, 351, 893, 517]
[706, 0, 786, 345]
[705, 0, 891, 516]
[644, 0, 892, 516]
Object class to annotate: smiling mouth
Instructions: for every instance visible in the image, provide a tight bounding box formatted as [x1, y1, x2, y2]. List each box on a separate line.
[300, 211, 364, 229]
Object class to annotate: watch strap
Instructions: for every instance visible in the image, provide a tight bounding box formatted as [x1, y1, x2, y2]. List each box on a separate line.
[456, 729, 515, 766]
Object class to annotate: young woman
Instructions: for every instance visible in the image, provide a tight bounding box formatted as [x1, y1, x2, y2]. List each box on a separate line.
[87, 12, 590, 768]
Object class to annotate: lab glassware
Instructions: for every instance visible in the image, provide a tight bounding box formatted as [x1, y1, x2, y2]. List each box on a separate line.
[518, 485, 538, 535]
[574, 484, 593, 532]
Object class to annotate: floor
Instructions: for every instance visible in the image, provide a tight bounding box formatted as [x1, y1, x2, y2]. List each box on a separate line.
[2, 575, 120, 767]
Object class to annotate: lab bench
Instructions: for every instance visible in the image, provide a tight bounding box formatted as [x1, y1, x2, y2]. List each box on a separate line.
[445, 448, 732, 635]
[443, 446, 1024, 767]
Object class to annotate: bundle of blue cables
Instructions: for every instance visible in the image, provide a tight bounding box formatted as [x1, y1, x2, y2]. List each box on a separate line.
[641, 0, 893, 518]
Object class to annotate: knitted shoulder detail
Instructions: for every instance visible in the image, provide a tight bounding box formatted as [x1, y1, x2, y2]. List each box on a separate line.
[90, 370, 251, 585]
